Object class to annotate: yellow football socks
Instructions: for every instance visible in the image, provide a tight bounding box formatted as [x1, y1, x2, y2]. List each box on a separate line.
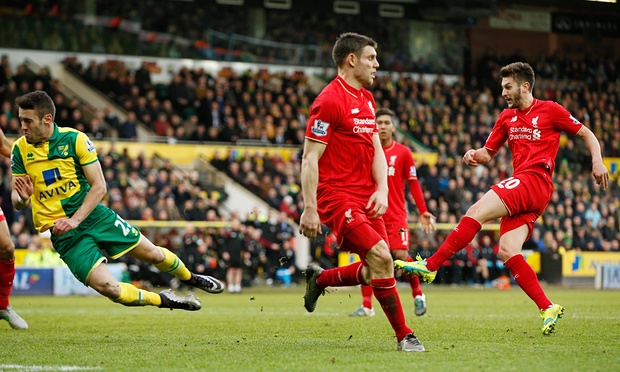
[113, 282, 161, 307]
[154, 247, 192, 281]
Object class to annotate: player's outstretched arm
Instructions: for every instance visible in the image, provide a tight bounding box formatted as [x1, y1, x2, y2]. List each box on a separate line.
[576, 126, 609, 190]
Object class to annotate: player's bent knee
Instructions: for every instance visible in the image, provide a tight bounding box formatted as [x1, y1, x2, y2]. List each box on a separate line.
[93, 282, 121, 299]
[392, 249, 408, 261]
[0, 243, 15, 260]
[133, 241, 166, 264]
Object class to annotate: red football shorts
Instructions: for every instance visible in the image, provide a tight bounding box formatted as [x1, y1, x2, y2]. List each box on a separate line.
[319, 198, 388, 261]
[384, 221, 409, 251]
[490, 168, 553, 240]
[0, 207, 5, 222]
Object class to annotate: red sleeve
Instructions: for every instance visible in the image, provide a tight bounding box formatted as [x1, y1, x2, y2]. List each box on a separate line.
[484, 111, 509, 153]
[305, 91, 340, 144]
[407, 178, 428, 215]
[550, 101, 583, 136]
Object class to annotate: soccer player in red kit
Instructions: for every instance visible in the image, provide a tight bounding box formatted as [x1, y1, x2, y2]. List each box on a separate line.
[396, 62, 609, 335]
[0, 129, 28, 330]
[299, 32, 424, 352]
[349, 108, 435, 318]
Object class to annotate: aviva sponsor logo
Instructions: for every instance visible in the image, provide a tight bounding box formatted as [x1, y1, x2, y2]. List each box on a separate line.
[39, 180, 78, 200]
[40, 167, 77, 200]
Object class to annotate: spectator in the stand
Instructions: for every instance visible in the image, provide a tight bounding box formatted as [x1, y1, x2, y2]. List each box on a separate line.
[219, 217, 245, 293]
[134, 62, 152, 92]
[477, 234, 501, 286]
[118, 111, 138, 140]
[584, 202, 603, 228]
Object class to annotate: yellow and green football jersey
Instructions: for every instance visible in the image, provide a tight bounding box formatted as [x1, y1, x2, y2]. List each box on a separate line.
[11, 124, 99, 232]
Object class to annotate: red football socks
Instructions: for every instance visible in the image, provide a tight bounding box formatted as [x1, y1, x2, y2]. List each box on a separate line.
[505, 255, 552, 310]
[427, 216, 482, 271]
[405, 256, 423, 297]
[0, 259, 16, 309]
[360, 284, 373, 309]
[316, 261, 364, 289]
[371, 277, 412, 342]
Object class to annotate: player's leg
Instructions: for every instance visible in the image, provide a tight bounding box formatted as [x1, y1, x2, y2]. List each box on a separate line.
[127, 235, 224, 294]
[87, 262, 200, 310]
[0, 216, 28, 330]
[427, 190, 507, 271]
[53, 224, 201, 311]
[393, 249, 425, 316]
[364, 237, 423, 351]
[396, 189, 508, 279]
[349, 285, 374, 317]
[303, 206, 370, 313]
[360, 219, 423, 350]
[498, 223, 564, 334]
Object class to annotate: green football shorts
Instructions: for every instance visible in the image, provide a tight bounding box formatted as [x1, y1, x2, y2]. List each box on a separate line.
[51, 204, 142, 284]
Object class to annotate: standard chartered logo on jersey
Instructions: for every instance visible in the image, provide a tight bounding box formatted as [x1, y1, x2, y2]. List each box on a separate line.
[39, 167, 78, 200]
[508, 126, 541, 141]
[352, 118, 375, 134]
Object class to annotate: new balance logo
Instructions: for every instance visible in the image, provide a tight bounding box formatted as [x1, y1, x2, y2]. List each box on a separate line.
[351, 108, 360, 114]
[510, 116, 517, 122]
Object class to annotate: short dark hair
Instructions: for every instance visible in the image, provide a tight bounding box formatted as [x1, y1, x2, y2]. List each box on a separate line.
[15, 90, 56, 120]
[500, 62, 535, 92]
[375, 108, 394, 118]
[332, 32, 377, 68]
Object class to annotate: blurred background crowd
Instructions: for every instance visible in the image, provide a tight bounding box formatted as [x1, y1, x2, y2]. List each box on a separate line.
[0, 0, 618, 290]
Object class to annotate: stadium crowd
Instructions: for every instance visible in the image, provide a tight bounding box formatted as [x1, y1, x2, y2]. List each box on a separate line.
[0, 6, 619, 287]
[0, 0, 434, 72]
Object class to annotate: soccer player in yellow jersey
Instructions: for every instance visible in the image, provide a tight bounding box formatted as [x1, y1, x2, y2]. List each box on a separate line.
[11, 90, 225, 312]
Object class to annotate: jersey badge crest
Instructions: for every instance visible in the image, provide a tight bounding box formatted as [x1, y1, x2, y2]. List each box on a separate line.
[345, 209, 354, 224]
[311, 119, 329, 137]
[85, 140, 96, 153]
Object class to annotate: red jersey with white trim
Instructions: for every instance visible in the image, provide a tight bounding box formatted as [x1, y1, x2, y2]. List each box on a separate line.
[383, 141, 417, 225]
[305, 75, 378, 202]
[485, 99, 583, 175]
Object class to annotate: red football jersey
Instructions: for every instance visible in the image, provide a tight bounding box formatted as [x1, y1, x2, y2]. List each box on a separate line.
[383, 141, 417, 225]
[485, 99, 583, 175]
[305, 76, 378, 202]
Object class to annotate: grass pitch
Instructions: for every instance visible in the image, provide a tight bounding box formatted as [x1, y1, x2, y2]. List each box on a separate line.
[2, 285, 619, 371]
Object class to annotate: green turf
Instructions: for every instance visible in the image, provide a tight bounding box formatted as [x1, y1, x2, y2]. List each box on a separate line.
[2, 285, 619, 371]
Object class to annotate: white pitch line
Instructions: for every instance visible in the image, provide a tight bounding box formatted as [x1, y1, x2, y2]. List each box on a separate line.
[0, 365, 102, 371]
